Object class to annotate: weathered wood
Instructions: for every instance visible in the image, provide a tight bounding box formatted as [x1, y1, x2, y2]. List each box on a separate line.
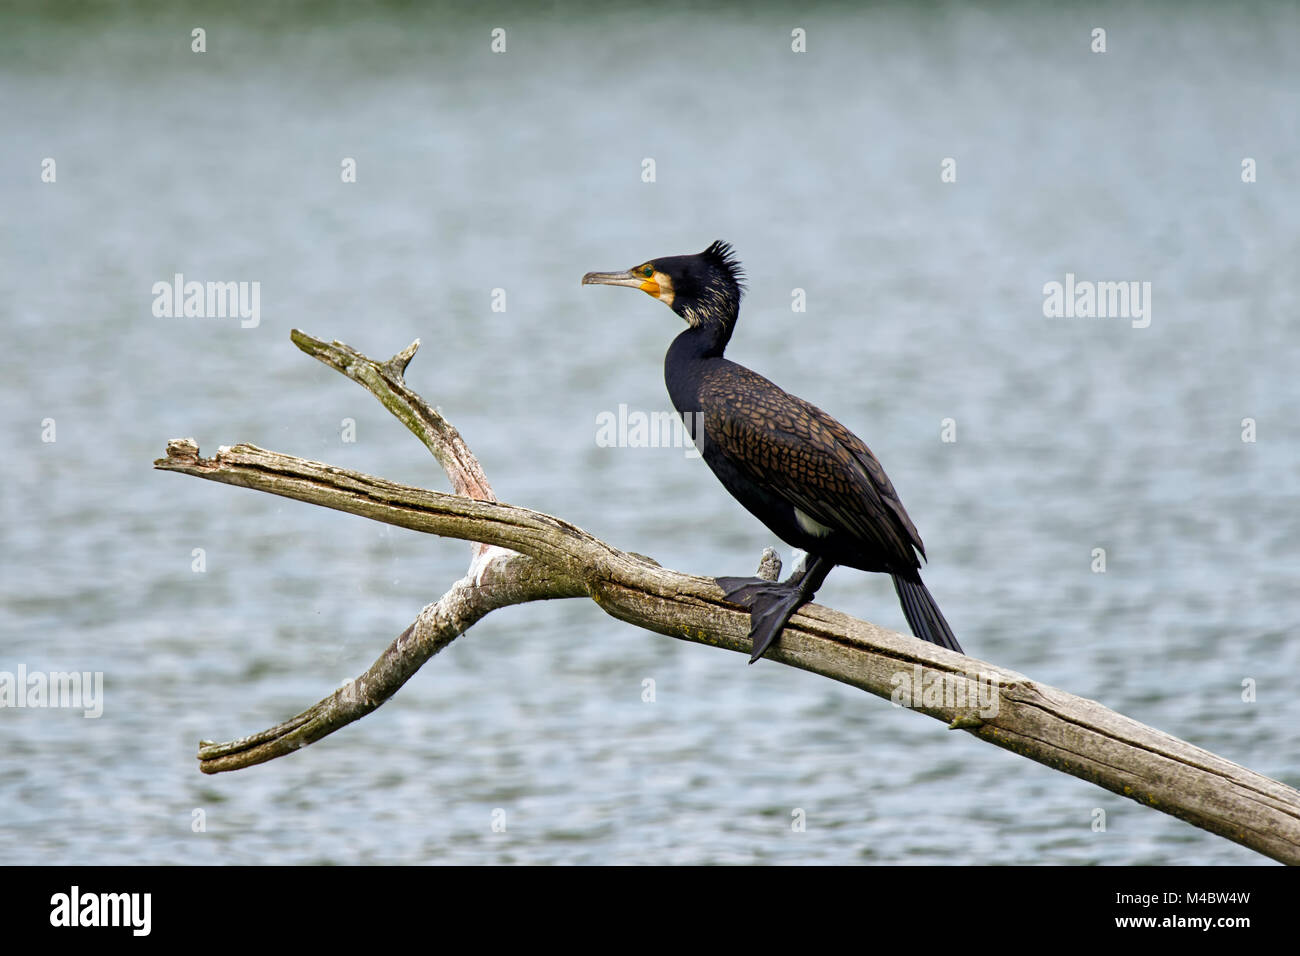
[156, 330, 1300, 864]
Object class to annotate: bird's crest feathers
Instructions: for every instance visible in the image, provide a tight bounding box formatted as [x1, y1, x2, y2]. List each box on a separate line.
[701, 240, 746, 296]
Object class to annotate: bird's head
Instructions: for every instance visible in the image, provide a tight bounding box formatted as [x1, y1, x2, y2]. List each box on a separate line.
[582, 240, 745, 328]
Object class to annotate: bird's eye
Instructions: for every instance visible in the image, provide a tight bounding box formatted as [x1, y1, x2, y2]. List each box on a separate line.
[641, 266, 654, 278]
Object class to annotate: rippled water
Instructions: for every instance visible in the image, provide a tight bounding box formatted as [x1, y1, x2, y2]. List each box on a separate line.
[2, 3, 1298, 864]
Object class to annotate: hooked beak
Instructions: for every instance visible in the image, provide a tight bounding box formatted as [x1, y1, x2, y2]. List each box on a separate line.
[582, 270, 646, 290]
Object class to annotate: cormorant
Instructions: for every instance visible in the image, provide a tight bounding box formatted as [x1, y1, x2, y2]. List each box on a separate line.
[583, 241, 963, 662]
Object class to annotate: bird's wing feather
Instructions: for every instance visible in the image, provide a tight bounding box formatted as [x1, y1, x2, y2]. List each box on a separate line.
[701, 364, 926, 564]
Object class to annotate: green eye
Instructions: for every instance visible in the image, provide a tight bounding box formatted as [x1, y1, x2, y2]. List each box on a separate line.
[642, 266, 654, 278]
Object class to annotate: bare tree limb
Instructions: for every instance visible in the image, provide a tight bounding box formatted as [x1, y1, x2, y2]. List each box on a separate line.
[157, 331, 1300, 865]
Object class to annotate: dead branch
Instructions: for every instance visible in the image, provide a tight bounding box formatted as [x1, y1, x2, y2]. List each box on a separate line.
[154, 330, 1300, 865]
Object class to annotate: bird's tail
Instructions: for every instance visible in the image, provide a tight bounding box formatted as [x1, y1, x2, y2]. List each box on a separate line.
[891, 575, 963, 654]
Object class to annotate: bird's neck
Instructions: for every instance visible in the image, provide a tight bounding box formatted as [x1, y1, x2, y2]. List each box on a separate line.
[665, 321, 731, 417]
[670, 315, 734, 361]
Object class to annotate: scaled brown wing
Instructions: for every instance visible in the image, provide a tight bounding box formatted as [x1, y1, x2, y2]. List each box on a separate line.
[700, 364, 926, 567]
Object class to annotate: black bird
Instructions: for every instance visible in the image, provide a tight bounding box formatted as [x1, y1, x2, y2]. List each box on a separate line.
[582, 241, 963, 662]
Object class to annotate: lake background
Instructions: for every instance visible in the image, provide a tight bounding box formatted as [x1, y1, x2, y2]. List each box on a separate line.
[2, 1, 1297, 864]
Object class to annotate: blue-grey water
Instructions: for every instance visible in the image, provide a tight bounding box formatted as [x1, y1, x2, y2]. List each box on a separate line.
[2, 3, 1298, 864]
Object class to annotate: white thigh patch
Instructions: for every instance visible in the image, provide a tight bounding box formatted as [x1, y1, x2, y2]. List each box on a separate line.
[794, 509, 833, 538]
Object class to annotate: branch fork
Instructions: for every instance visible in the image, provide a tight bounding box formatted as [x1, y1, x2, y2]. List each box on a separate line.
[155, 330, 1300, 864]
